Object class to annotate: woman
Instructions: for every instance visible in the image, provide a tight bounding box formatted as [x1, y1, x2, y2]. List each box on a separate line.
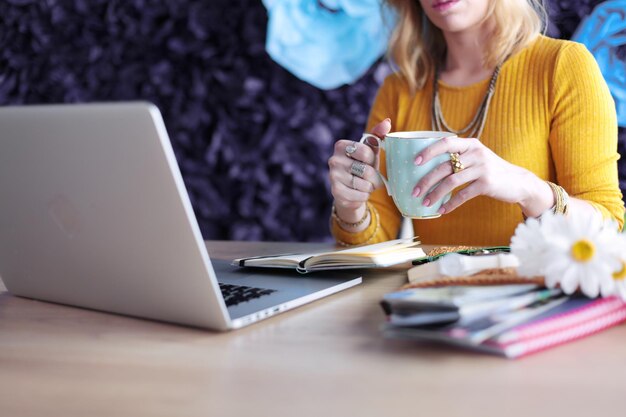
[328, 0, 624, 246]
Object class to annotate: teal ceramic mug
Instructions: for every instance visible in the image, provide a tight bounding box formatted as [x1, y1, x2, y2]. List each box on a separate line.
[360, 131, 456, 219]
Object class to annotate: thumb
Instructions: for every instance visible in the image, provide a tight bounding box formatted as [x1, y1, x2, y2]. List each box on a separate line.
[370, 118, 392, 138]
[363, 118, 392, 151]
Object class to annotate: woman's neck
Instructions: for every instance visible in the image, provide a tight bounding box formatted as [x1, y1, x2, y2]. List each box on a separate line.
[439, 23, 495, 87]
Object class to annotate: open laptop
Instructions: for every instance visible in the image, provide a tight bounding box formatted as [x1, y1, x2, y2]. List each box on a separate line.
[0, 102, 361, 330]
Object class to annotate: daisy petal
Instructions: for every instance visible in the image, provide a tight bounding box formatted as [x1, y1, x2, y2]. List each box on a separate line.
[579, 266, 601, 298]
[616, 282, 626, 301]
[600, 277, 616, 298]
[559, 265, 580, 295]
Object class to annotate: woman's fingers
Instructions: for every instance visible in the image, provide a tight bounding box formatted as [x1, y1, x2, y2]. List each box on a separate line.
[415, 137, 478, 166]
[328, 153, 383, 190]
[370, 118, 392, 138]
[329, 165, 375, 193]
[351, 175, 376, 193]
[328, 159, 378, 206]
[328, 119, 391, 208]
[413, 151, 477, 198]
[338, 119, 391, 165]
[422, 167, 480, 208]
[437, 181, 483, 214]
[330, 174, 372, 205]
[335, 139, 377, 166]
[363, 118, 391, 150]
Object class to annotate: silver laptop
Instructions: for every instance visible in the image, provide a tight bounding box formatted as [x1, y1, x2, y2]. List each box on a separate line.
[0, 102, 361, 330]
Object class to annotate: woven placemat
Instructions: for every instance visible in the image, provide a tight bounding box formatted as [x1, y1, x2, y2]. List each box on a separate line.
[424, 246, 481, 257]
[402, 267, 545, 289]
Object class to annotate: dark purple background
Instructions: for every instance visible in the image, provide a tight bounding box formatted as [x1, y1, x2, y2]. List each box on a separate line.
[1, 0, 623, 241]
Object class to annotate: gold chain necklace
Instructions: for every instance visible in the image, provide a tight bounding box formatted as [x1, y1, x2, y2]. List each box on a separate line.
[431, 65, 501, 139]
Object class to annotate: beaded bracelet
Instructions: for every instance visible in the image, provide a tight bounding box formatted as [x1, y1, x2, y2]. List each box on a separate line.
[334, 203, 381, 247]
[332, 202, 371, 229]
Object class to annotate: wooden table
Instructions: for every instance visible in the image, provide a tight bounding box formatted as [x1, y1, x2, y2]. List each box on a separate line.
[1, 241, 625, 417]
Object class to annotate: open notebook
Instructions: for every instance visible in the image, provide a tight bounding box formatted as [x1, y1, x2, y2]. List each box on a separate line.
[234, 238, 426, 273]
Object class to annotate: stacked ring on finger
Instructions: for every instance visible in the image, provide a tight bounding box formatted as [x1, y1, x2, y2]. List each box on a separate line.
[345, 142, 357, 158]
[449, 152, 464, 174]
[350, 161, 366, 178]
[351, 175, 357, 190]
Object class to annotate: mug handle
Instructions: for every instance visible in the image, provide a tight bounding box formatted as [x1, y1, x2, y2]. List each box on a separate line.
[359, 133, 391, 196]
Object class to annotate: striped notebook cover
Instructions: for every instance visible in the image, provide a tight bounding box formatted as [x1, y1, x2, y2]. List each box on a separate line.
[486, 296, 626, 358]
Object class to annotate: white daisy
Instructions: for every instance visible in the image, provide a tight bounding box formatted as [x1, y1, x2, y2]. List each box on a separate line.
[608, 234, 626, 302]
[511, 211, 624, 298]
[541, 212, 622, 297]
[612, 260, 626, 301]
[510, 216, 549, 277]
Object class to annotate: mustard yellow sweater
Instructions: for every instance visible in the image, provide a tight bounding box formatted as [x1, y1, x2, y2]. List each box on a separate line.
[333, 36, 624, 246]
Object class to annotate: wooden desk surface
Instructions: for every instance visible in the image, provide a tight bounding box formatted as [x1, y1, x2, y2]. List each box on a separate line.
[1, 241, 625, 417]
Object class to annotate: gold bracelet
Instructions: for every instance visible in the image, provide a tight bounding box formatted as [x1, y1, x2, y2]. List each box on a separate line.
[523, 182, 569, 220]
[546, 181, 569, 215]
[332, 202, 371, 229]
[334, 204, 380, 247]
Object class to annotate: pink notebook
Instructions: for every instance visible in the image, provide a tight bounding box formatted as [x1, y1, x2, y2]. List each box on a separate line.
[385, 296, 626, 359]
[485, 297, 626, 358]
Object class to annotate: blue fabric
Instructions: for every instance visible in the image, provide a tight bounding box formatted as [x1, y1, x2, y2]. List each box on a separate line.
[263, 0, 395, 89]
[573, 0, 626, 127]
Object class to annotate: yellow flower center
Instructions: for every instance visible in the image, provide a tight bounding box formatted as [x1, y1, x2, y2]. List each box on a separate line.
[613, 261, 626, 281]
[570, 239, 595, 262]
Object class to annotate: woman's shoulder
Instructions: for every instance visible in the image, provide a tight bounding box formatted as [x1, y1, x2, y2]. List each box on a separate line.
[528, 36, 610, 112]
[379, 71, 432, 100]
[375, 72, 414, 104]
[524, 35, 593, 66]
[507, 35, 598, 85]
[380, 71, 409, 92]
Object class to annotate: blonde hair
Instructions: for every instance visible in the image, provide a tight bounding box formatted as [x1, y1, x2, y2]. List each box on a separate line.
[385, 0, 548, 93]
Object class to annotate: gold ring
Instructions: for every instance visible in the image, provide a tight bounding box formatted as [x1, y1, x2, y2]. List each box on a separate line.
[450, 152, 464, 174]
[351, 175, 357, 190]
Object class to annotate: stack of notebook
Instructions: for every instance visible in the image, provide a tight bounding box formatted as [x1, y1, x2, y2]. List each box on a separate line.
[381, 285, 626, 358]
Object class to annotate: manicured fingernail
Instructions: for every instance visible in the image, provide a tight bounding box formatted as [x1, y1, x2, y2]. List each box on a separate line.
[383, 117, 391, 124]
[423, 198, 430, 207]
[438, 207, 446, 214]
[412, 187, 421, 198]
[414, 156, 423, 165]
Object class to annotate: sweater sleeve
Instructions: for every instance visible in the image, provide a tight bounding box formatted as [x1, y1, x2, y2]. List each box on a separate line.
[548, 42, 624, 229]
[331, 75, 403, 245]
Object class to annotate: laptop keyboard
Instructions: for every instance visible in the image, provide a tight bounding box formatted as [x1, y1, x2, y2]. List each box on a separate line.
[218, 283, 277, 307]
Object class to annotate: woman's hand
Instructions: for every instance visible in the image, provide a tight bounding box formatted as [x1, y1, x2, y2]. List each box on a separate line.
[413, 137, 554, 217]
[328, 119, 391, 225]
